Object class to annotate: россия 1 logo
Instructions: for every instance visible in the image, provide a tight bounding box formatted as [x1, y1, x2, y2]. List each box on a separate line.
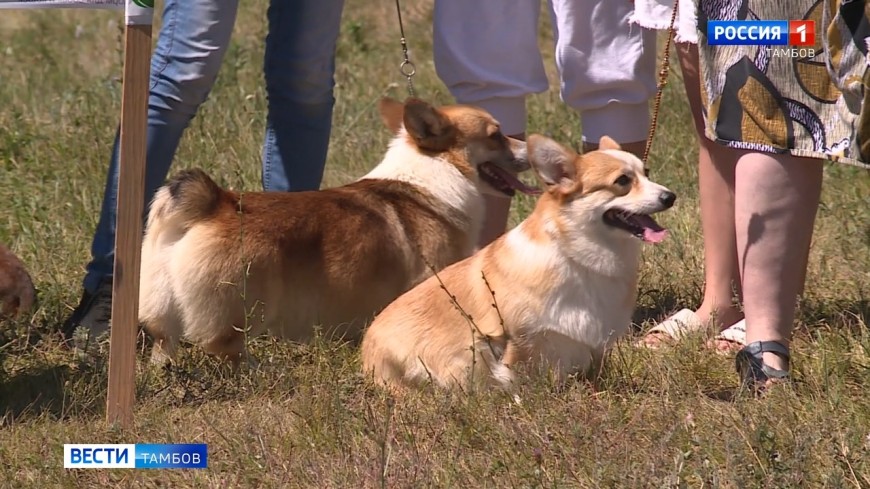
[707, 20, 816, 47]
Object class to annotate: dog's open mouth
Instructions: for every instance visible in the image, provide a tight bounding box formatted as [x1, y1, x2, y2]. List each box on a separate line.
[603, 209, 668, 243]
[479, 162, 542, 197]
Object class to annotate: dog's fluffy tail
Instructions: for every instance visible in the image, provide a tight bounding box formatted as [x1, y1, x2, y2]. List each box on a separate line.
[148, 168, 226, 232]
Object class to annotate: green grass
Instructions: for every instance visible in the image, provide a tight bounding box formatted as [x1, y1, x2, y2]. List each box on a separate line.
[1, 1, 869, 487]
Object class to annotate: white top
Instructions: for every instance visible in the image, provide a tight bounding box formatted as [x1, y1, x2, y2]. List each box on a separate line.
[629, 0, 698, 44]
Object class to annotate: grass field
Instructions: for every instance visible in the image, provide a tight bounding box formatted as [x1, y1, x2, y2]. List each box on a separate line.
[1, 1, 869, 487]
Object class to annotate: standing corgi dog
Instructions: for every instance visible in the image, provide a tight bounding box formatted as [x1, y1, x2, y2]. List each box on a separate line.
[360, 134, 676, 391]
[139, 97, 534, 365]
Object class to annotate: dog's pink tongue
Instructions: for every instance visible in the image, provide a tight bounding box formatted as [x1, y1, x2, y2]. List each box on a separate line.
[487, 164, 542, 195]
[634, 214, 669, 244]
[643, 228, 668, 244]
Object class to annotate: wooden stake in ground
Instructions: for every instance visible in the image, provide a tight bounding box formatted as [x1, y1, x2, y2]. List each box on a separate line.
[106, 0, 153, 429]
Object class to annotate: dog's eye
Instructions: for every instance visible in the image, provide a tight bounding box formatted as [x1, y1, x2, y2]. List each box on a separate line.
[614, 174, 632, 186]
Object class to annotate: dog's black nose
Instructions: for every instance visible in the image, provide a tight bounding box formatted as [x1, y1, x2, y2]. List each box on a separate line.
[659, 191, 676, 208]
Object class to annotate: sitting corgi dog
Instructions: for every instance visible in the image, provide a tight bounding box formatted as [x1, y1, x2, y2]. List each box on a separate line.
[361, 134, 676, 390]
[138, 98, 535, 365]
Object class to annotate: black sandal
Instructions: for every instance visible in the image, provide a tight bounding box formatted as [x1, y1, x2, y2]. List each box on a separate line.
[735, 341, 790, 391]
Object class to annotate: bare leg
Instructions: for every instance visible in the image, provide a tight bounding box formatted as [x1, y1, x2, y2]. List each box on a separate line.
[642, 43, 743, 347]
[734, 151, 823, 371]
[477, 132, 524, 248]
[679, 43, 744, 329]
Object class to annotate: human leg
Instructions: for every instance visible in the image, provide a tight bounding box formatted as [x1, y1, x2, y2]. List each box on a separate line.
[734, 151, 823, 375]
[63, 0, 240, 338]
[640, 42, 744, 347]
[433, 0, 547, 247]
[685, 36, 746, 344]
[261, 0, 346, 192]
[551, 0, 657, 159]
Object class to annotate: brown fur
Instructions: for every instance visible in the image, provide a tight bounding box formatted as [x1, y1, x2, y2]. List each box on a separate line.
[139, 98, 528, 365]
[0, 244, 35, 318]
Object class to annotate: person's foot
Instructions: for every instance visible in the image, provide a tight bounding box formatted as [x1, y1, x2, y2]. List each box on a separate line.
[706, 319, 746, 354]
[640, 306, 744, 348]
[61, 279, 113, 344]
[735, 340, 790, 394]
[638, 309, 704, 348]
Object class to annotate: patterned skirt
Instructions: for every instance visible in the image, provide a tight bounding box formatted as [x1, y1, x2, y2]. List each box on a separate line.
[698, 0, 870, 169]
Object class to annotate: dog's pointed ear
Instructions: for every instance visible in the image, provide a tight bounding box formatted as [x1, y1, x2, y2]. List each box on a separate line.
[598, 135, 621, 151]
[402, 98, 456, 152]
[528, 134, 578, 193]
[379, 97, 405, 134]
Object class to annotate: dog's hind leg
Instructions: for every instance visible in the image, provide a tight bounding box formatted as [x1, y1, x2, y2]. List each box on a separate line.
[139, 232, 185, 366]
[202, 328, 247, 369]
[139, 293, 182, 366]
[143, 308, 183, 367]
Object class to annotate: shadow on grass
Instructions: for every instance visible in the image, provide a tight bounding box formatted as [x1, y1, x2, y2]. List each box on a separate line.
[0, 326, 309, 427]
[0, 314, 135, 425]
[135, 336, 312, 409]
[0, 364, 76, 425]
[0, 315, 83, 424]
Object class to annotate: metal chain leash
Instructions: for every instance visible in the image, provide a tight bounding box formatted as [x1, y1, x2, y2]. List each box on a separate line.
[394, 0, 417, 98]
[642, 0, 680, 164]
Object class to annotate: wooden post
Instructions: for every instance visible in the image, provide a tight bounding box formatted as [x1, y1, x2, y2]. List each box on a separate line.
[106, 1, 153, 428]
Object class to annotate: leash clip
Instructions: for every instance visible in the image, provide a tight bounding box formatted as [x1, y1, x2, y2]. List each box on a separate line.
[395, 0, 417, 98]
[400, 59, 416, 78]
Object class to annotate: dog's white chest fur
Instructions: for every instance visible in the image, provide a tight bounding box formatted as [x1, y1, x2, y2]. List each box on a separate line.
[506, 226, 637, 373]
[535, 268, 633, 348]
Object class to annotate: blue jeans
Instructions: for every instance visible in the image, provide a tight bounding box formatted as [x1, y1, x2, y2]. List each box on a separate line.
[83, 0, 346, 294]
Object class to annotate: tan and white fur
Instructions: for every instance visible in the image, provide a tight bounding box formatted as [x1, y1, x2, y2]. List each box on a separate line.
[360, 134, 676, 391]
[138, 98, 530, 365]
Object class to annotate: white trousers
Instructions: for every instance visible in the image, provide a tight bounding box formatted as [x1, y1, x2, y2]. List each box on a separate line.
[434, 0, 657, 143]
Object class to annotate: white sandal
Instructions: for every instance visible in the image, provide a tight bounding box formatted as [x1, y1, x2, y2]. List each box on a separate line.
[636, 308, 706, 348]
[638, 310, 748, 352]
[709, 319, 746, 355]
